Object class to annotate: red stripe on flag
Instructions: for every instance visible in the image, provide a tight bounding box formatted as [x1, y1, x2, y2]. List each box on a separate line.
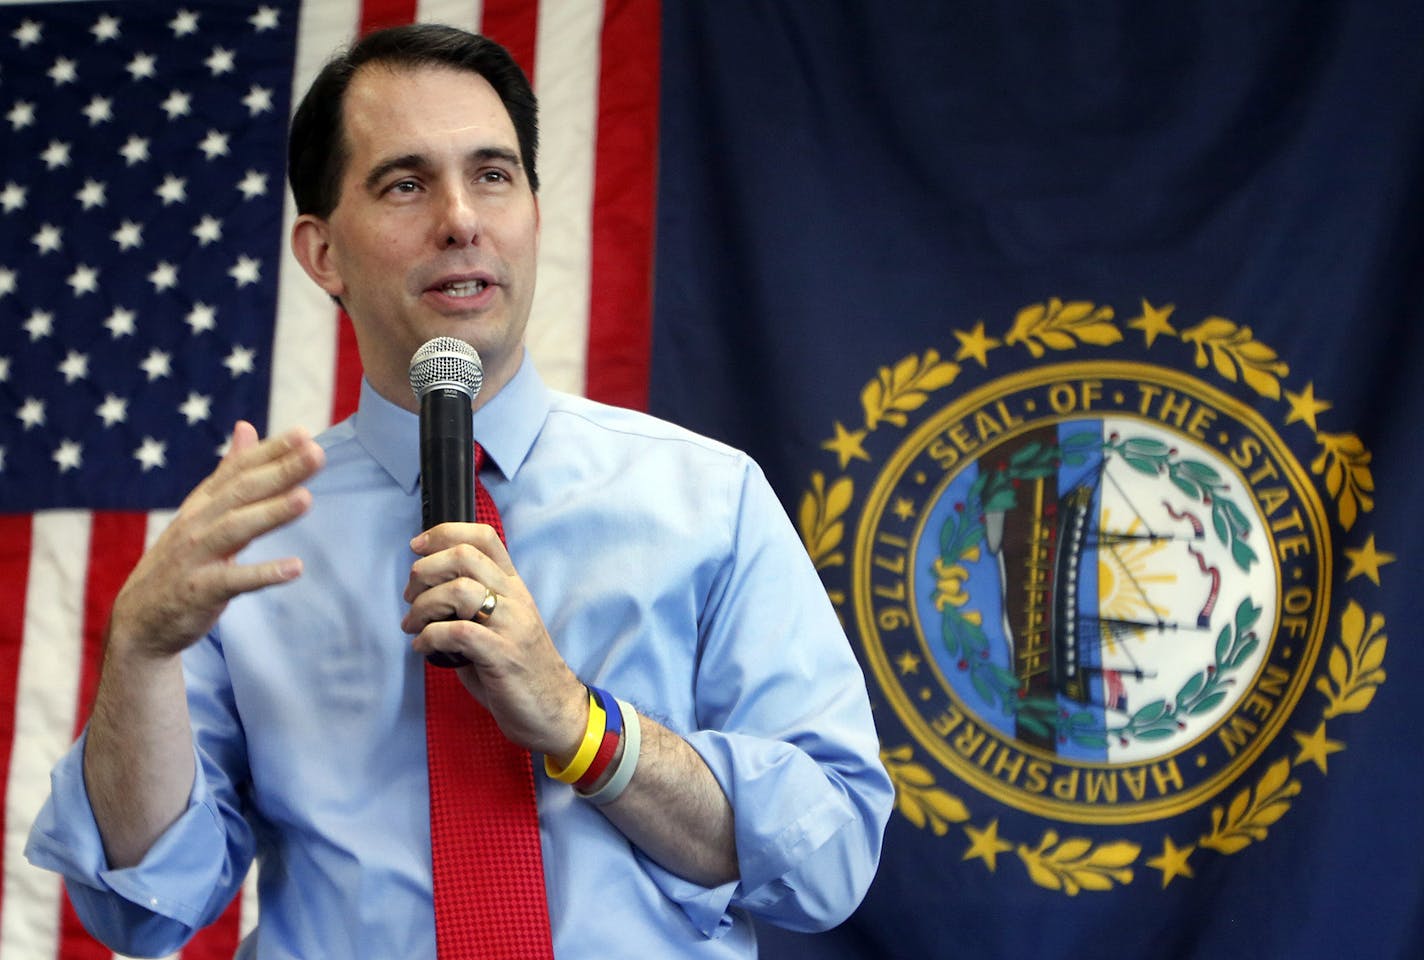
[59, 512, 152, 959]
[331, 310, 363, 426]
[480, 0, 540, 81]
[586, 0, 661, 410]
[0, 515, 31, 937]
[329, 0, 429, 425]
[75, 513, 147, 728]
[360, 0, 418, 35]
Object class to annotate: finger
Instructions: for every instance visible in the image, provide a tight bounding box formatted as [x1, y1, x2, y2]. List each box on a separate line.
[410, 618, 497, 669]
[402, 578, 493, 633]
[404, 542, 503, 603]
[198, 483, 316, 561]
[193, 432, 325, 527]
[412, 522, 511, 568]
[194, 554, 305, 607]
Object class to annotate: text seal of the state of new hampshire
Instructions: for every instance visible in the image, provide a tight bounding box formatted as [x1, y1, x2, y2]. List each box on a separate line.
[799, 300, 1391, 894]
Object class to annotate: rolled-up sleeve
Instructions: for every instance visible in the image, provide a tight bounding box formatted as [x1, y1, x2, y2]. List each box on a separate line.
[640, 457, 893, 936]
[24, 637, 255, 957]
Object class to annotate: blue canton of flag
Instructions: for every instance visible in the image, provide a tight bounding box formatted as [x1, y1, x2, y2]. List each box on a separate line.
[0, 0, 298, 511]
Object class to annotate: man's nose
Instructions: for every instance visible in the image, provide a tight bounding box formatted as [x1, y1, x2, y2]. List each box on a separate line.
[437, 185, 480, 247]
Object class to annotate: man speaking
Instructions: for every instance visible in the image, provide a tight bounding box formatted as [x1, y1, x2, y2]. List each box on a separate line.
[26, 24, 891, 958]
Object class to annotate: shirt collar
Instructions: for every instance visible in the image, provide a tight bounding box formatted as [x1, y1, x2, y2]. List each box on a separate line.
[353, 351, 550, 493]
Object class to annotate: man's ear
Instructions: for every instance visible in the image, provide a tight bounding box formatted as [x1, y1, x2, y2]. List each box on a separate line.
[291, 214, 344, 300]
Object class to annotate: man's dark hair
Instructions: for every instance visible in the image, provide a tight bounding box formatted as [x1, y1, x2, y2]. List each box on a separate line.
[288, 23, 540, 218]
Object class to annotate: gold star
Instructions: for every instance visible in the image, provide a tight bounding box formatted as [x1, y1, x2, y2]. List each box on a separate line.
[1344, 535, 1395, 586]
[822, 421, 870, 469]
[962, 819, 1014, 871]
[1293, 721, 1345, 775]
[952, 321, 1001, 368]
[1146, 836, 1195, 888]
[892, 497, 916, 522]
[1283, 382, 1332, 432]
[895, 650, 922, 675]
[1127, 299, 1177, 347]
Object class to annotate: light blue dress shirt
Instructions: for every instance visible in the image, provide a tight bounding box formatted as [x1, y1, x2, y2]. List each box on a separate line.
[27, 356, 892, 958]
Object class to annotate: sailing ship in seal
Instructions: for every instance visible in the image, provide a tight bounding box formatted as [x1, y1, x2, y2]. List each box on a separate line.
[936, 415, 1278, 763]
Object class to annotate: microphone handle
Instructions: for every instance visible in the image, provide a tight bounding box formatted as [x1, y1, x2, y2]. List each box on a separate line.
[419, 387, 474, 528]
[418, 386, 474, 668]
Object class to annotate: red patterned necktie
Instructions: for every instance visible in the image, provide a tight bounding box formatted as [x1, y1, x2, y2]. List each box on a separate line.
[424, 445, 553, 958]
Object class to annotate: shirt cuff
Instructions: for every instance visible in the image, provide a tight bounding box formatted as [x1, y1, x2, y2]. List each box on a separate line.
[653, 729, 862, 933]
[24, 730, 237, 930]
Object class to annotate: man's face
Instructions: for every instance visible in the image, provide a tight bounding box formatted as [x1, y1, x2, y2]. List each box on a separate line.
[294, 63, 540, 409]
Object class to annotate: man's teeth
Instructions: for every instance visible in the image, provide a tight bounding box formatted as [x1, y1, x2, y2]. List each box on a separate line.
[441, 280, 487, 297]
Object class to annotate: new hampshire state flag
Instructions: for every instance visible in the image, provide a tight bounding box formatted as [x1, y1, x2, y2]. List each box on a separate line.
[650, 3, 1424, 959]
[2, 1, 1421, 958]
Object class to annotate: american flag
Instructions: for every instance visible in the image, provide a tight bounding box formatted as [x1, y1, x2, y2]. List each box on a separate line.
[0, 0, 658, 956]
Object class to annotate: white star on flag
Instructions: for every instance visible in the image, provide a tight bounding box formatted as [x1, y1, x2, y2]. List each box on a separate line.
[236, 170, 267, 199]
[147, 261, 178, 291]
[7, 101, 36, 130]
[23, 311, 53, 340]
[224, 345, 256, 376]
[127, 52, 156, 80]
[104, 306, 136, 338]
[186, 303, 217, 333]
[112, 221, 143, 251]
[179, 392, 212, 424]
[17, 397, 45, 429]
[140, 349, 172, 381]
[96, 394, 127, 427]
[230, 256, 261, 287]
[134, 436, 167, 471]
[57, 350, 88, 383]
[52, 438, 82, 472]
[31, 224, 62, 255]
[90, 14, 120, 42]
[1, 183, 27, 211]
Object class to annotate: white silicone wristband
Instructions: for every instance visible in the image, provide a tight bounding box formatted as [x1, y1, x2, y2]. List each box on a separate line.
[577, 698, 640, 806]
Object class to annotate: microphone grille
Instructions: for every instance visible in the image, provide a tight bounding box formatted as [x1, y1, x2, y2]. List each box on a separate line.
[408, 336, 484, 400]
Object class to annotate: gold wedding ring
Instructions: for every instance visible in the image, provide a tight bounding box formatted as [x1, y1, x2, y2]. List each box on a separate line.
[474, 588, 499, 622]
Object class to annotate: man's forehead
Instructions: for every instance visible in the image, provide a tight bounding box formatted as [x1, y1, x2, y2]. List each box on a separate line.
[342, 63, 517, 143]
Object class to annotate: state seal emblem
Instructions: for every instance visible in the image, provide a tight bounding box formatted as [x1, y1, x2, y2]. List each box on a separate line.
[800, 299, 1392, 893]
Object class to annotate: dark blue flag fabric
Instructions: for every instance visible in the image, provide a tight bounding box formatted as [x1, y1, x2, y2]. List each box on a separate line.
[651, 3, 1424, 957]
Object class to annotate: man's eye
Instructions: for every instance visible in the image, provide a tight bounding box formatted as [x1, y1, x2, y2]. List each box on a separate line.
[388, 179, 420, 193]
[477, 170, 509, 184]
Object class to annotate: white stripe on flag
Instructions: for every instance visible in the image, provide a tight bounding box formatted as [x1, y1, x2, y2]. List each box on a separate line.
[0, 512, 91, 960]
[418, 0, 482, 33]
[269, 0, 364, 437]
[527, 1, 604, 397]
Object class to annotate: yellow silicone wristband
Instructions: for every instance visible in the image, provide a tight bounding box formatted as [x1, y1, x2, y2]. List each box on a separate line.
[545, 690, 607, 784]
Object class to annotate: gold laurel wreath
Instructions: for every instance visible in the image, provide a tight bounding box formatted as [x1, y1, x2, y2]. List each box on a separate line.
[1317, 601, 1388, 718]
[798, 471, 853, 572]
[1005, 298, 1121, 357]
[1311, 432, 1375, 531]
[800, 298, 1389, 895]
[1198, 757, 1302, 854]
[1180, 317, 1290, 399]
[861, 350, 960, 430]
[881, 745, 970, 836]
[1017, 830, 1140, 895]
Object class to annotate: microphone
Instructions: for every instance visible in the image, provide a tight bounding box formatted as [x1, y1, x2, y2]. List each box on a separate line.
[408, 336, 484, 668]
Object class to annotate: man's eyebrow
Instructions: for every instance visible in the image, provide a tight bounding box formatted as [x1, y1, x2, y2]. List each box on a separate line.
[363, 153, 428, 193]
[362, 147, 524, 193]
[471, 146, 523, 169]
